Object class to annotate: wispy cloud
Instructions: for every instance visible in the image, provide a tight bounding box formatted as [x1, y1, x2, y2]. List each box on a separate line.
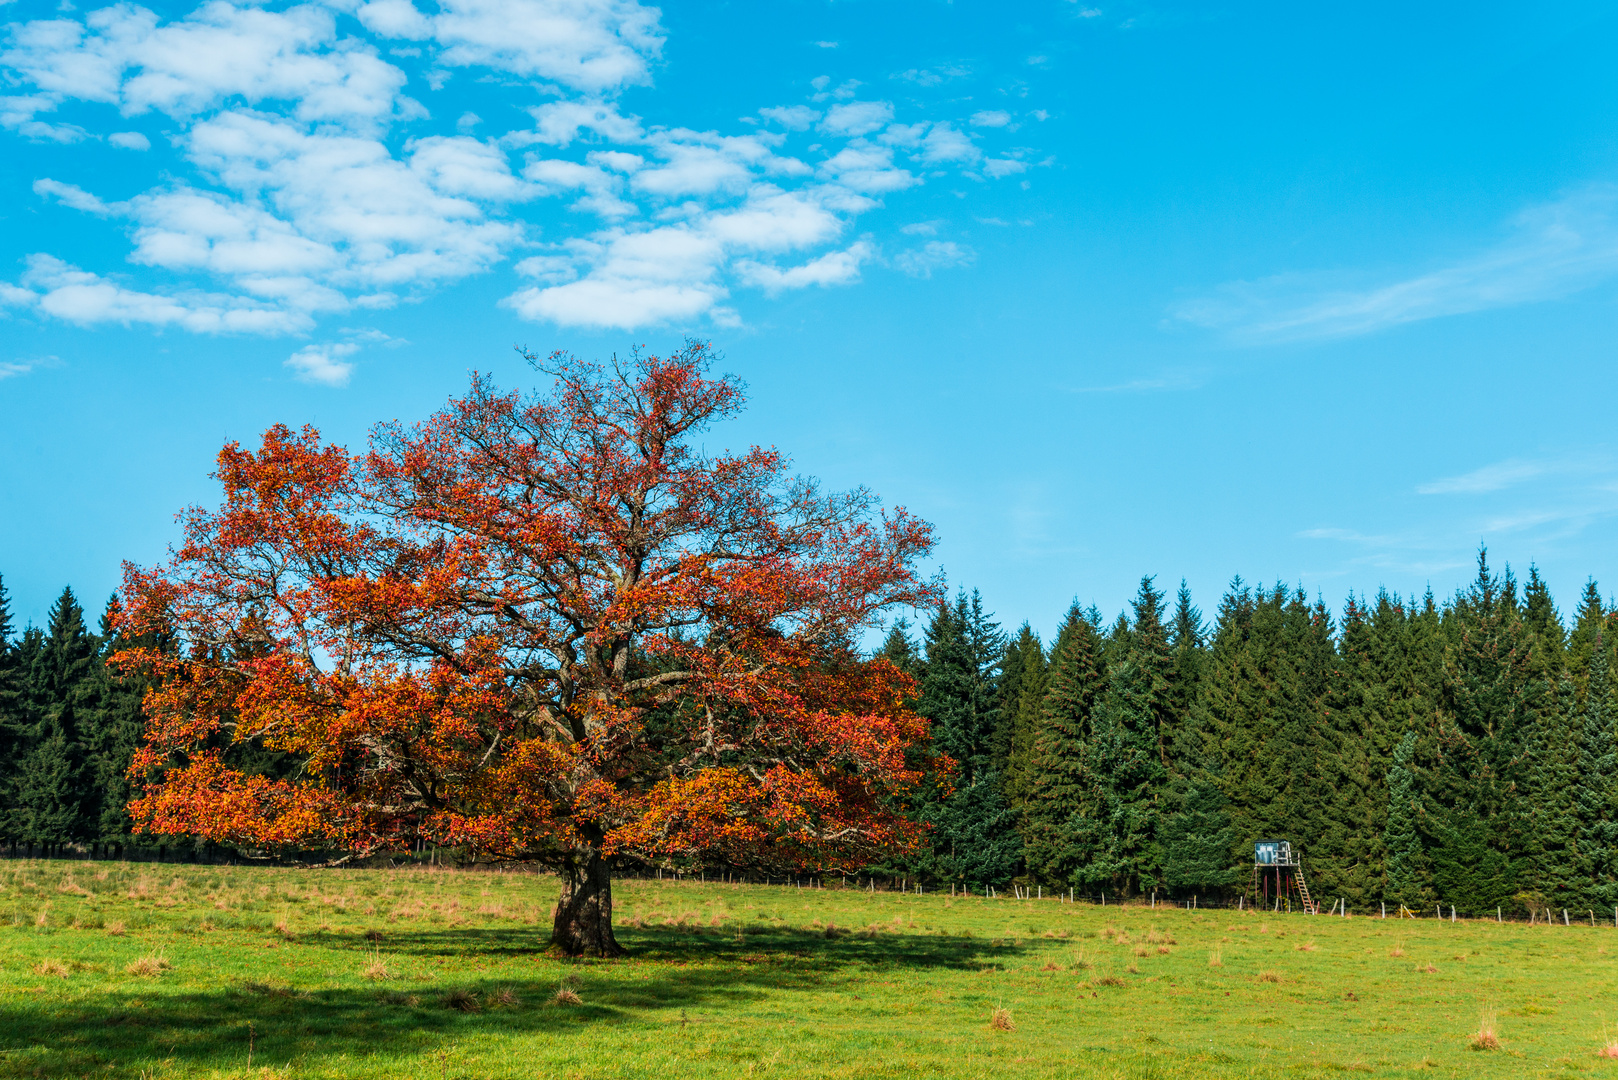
[1301, 451, 1618, 577]
[1176, 186, 1618, 343]
[1416, 454, 1608, 495]
[1063, 368, 1205, 393]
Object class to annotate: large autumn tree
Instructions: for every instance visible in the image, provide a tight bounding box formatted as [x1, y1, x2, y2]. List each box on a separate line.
[118, 342, 941, 956]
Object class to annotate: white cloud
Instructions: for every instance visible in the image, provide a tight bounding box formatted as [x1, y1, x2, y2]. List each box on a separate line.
[408, 134, 529, 199]
[818, 100, 892, 137]
[505, 273, 723, 328]
[1, 0, 1039, 336]
[1177, 186, 1618, 342]
[359, 0, 664, 93]
[34, 177, 113, 213]
[900, 220, 939, 235]
[983, 157, 1027, 178]
[970, 110, 1010, 127]
[736, 239, 871, 294]
[0, 361, 37, 379]
[183, 111, 523, 288]
[524, 156, 634, 216]
[632, 129, 804, 198]
[894, 240, 973, 278]
[817, 144, 916, 194]
[285, 341, 358, 385]
[758, 104, 818, 130]
[891, 64, 970, 86]
[916, 122, 978, 164]
[14, 253, 312, 332]
[517, 99, 642, 146]
[4, 2, 412, 127]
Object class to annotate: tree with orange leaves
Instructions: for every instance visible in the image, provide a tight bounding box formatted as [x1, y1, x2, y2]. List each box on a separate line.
[118, 341, 942, 956]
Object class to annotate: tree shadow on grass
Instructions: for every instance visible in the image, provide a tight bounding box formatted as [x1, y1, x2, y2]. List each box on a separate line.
[0, 927, 1030, 1077]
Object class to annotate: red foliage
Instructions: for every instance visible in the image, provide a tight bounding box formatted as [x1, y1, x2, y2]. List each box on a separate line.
[119, 343, 942, 875]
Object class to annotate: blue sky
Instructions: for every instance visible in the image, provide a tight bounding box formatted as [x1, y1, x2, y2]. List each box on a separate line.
[4, 0, 1618, 638]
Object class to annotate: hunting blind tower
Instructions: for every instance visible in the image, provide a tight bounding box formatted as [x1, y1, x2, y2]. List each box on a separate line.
[1253, 840, 1319, 914]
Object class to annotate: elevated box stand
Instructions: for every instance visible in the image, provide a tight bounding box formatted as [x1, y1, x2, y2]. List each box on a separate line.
[1252, 840, 1319, 914]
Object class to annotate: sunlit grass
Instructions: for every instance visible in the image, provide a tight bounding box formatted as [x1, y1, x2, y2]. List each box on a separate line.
[0, 859, 1615, 1077]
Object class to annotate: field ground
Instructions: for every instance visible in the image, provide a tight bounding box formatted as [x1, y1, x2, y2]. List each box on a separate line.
[2, 861, 1617, 1079]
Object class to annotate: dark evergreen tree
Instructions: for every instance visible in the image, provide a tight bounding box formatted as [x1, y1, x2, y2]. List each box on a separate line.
[1160, 780, 1239, 892]
[16, 588, 99, 851]
[878, 618, 920, 678]
[1082, 576, 1174, 896]
[1384, 730, 1427, 908]
[1021, 605, 1106, 887]
[1576, 633, 1618, 908]
[1000, 623, 1047, 813]
[1517, 672, 1582, 907]
[1427, 550, 1545, 914]
[915, 592, 1020, 887]
[0, 575, 25, 848]
[86, 595, 164, 855]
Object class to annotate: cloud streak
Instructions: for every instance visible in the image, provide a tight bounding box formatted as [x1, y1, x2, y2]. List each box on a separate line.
[1176, 186, 1618, 343]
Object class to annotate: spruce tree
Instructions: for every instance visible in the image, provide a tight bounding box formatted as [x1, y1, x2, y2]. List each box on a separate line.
[1567, 581, 1615, 706]
[1384, 730, 1427, 908]
[1429, 550, 1545, 914]
[1199, 582, 1322, 867]
[17, 588, 98, 851]
[0, 575, 24, 849]
[1000, 623, 1047, 813]
[1576, 633, 1618, 908]
[1083, 576, 1174, 896]
[1160, 780, 1239, 892]
[1517, 673, 1583, 907]
[87, 595, 161, 856]
[878, 619, 920, 678]
[1021, 605, 1106, 887]
[915, 591, 1019, 887]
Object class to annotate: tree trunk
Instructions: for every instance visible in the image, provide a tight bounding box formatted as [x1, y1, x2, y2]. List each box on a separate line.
[552, 848, 626, 957]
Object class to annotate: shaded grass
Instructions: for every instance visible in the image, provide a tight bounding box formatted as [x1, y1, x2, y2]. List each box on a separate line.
[1, 860, 1616, 1078]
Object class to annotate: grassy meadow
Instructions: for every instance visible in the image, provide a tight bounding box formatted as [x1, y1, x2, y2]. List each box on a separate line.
[2, 860, 1617, 1079]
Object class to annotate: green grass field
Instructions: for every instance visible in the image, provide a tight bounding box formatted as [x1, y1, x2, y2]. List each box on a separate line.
[2, 860, 1616, 1079]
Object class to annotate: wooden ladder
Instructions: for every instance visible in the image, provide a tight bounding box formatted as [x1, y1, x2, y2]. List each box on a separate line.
[1295, 865, 1319, 915]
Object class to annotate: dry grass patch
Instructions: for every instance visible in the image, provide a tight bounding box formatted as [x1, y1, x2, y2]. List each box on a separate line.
[361, 949, 389, 981]
[442, 989, 480, 1013]
[1598, 1038, 1618, 1060]
[988, 1006, 1015, 1032]
[553, 987, 582, 1006]
[1469, 1011, 1500, 1051]
[1094, 975, 1125, 988]
[489, 987, 520, 1008]
[1420, 963, 1438, 974]
[1296, 941, 1318, 952]
[125, 953, 171, 977]
[33, 958, 71, 979]
[1208, 949, 1223, 968]
[1256, 970, 1282, 984]
[1389, 944, 1406, 958]
[105, 921, 126, 937]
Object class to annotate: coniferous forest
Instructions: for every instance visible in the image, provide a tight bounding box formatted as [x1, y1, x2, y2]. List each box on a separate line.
[4, 550, 1616, 917]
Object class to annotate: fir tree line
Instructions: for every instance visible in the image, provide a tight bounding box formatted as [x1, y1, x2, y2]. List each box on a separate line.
[0, 577, 156, 857]
[7, 548, 1618, 913]
[885, 551, 1618, 916]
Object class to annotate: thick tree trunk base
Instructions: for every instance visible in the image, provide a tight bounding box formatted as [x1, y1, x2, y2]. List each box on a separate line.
[552, 851, 626, 958]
